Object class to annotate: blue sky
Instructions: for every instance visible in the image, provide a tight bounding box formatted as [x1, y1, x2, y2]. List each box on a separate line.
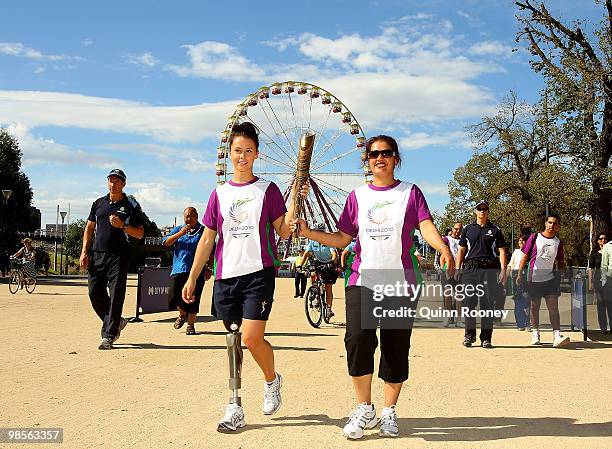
[0, 0, 603, 228]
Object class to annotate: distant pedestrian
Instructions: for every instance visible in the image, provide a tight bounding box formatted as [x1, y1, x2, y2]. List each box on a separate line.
[163, 207, 212, 335]
[455, 201, 507, 349]
[599, 237, 612, 334]
[80, 169, 145, 350]
[507, 234, 531, 330]
[293, 253, 307, 298]
[516, 213, 569, 348]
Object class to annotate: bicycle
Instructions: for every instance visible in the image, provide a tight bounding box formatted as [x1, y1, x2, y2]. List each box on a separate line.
[303, 262, 333, 328]
[8, 258, 37, 294]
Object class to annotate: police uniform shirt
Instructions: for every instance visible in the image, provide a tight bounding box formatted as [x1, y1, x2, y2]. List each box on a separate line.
[459, 222, 506, 260]
[88, 194, 144, 254]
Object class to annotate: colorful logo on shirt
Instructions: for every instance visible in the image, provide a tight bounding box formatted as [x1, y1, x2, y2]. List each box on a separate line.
[229, 197, 255, 239]
[366, 201, 394, 240]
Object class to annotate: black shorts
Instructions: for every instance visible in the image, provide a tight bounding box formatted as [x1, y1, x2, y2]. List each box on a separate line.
[528, 277, 561, 300]
[213, 266, 275, 321]
[440, 271, 458, 289]
[344, 286, 414, 383]
[316, 263, 338, 285]
[168, 272, 204, 314]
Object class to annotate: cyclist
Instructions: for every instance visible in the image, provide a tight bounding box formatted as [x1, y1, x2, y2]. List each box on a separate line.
[301, 223, 338, 321]
[11, 238, 37, 278]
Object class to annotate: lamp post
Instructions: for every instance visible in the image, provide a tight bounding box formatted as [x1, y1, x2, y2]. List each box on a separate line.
[60, 211, 67, 275]
[1, 190, 12, 257]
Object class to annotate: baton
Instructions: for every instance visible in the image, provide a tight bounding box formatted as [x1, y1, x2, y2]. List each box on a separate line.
[293, 132, 315, 238]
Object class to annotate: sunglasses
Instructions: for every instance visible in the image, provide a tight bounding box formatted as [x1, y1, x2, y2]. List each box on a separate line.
[476, 207, 489, 212]
[599, 237, 607, 241]
[368, 149, 397, 159]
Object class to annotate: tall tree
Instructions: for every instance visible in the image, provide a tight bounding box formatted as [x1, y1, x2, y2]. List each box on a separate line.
[443, 93, 591, 264]
[0, 128, 36, 254]
[516, 0, 612, 248]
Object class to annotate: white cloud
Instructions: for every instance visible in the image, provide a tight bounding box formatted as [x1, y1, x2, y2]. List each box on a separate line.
[165, 41, 266, 81]
[418, 182, 449, 196]
[33, 67, 46, 74]
[81, 38, 94, 46]
[0, 90, 236, 143]
[0, 42, 82, 61]
[126, 52, 159, 67]
[130, 182, 207, 220]
[469, 40, 514, 57]
[399, 130, 471, 150]
[6, 123, 120, 169]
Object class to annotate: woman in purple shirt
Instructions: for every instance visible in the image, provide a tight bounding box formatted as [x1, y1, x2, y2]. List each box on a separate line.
[182, 122, 305, 432]
[292, 135, 454, 439]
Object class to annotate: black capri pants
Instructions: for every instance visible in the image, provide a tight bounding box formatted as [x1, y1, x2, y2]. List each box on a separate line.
[344, 286, 414, 383]
[168, 272, 205, 314]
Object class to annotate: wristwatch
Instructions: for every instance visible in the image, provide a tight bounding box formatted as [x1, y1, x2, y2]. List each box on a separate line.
[122, 224, 128, 231]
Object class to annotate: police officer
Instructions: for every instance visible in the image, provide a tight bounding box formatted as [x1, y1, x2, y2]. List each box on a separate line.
[80, 169, 145, 350]
[455, 200, 507, 348]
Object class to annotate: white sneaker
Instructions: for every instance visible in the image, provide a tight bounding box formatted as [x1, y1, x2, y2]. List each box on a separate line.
[263, 373, 283, 415]
[531, 331, 541, 345]
[342, 403, 379, 439]
[553, 334, 570, 348]
[455, 320, 465, 328]
[379, 405, 399, 437]
[217, 403, 245, 432]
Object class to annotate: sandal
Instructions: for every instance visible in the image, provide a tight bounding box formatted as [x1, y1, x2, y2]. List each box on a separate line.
[186, 324, 196, 335]
[174, 314, 187, 329]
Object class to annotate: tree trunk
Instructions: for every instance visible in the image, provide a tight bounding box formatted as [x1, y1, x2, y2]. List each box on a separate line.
[591, 91, 612, 248]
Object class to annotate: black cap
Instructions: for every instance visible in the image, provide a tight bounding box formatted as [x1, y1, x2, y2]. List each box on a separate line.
[107, 169, 126, 181]
[475, 200, 489, 209]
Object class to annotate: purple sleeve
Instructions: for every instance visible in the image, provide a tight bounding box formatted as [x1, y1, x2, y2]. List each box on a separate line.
[522, 234, 535, 255]
[337, 191, 359, 237]
[265, 182, 287, 223]
[202, 189, 220, 231]
[411, 185, 432, 225]
[442, 236, 449, 247]
[87, 201, 96, 222]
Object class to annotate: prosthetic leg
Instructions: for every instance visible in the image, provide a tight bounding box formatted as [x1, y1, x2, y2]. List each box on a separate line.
[217, 319, 245, 432]
[225, 319, 243, 405]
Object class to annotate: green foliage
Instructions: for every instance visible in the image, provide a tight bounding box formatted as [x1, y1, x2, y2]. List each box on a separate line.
[64, 219, 87, 259]
[442, 93, 591, 264]
[0, 129, 35, 254]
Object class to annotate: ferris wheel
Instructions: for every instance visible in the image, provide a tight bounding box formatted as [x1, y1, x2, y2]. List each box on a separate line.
[216, 81, 370, 254]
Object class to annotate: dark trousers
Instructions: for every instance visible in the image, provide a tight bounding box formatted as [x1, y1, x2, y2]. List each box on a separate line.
[462, 266, 498, 342]
[88, 251, 129, 338]
[600, 279, 612, 331]
[294, 272, 307, 296]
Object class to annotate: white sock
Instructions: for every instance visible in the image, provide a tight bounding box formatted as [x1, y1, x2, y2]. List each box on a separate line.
[361, 402, 374, 410]
[532, 329, 540, 336]
[554, 330, 561, 339]
[382, 405, 396, 415]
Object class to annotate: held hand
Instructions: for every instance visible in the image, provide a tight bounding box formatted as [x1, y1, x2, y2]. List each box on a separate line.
[179, 226, 190, 236]
[79, 253, 89, 271]
[453, 268, 463, 282]
[498, 271, 507, 285]
[182, 277, 196, 304]
[440, 253, 455, 279]
[290, 218, 310, 237]
[516, 272, 523, 286]
[291, 180, 310, 200]
[109, 214, 125, 229]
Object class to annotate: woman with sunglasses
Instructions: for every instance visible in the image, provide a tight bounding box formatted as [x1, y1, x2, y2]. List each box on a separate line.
[589, 233, 611, 333]
[292, 135, 454, 439]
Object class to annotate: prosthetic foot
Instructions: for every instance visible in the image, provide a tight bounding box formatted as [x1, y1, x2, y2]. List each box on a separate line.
[217, 320, 245, 432]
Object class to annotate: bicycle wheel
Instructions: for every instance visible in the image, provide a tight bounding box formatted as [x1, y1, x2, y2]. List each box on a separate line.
[25, 276, 37, 294]
[305, 285, 323, 328]
[8, 271, 19, 294]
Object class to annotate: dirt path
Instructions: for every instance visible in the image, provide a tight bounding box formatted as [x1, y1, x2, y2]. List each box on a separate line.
[1, 277, 610, 448]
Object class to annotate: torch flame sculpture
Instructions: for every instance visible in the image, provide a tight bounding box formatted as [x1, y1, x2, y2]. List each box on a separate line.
[293, 131, 315, 238]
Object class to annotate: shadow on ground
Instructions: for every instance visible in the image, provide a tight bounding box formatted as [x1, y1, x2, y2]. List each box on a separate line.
[227, 415, 612, 441]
